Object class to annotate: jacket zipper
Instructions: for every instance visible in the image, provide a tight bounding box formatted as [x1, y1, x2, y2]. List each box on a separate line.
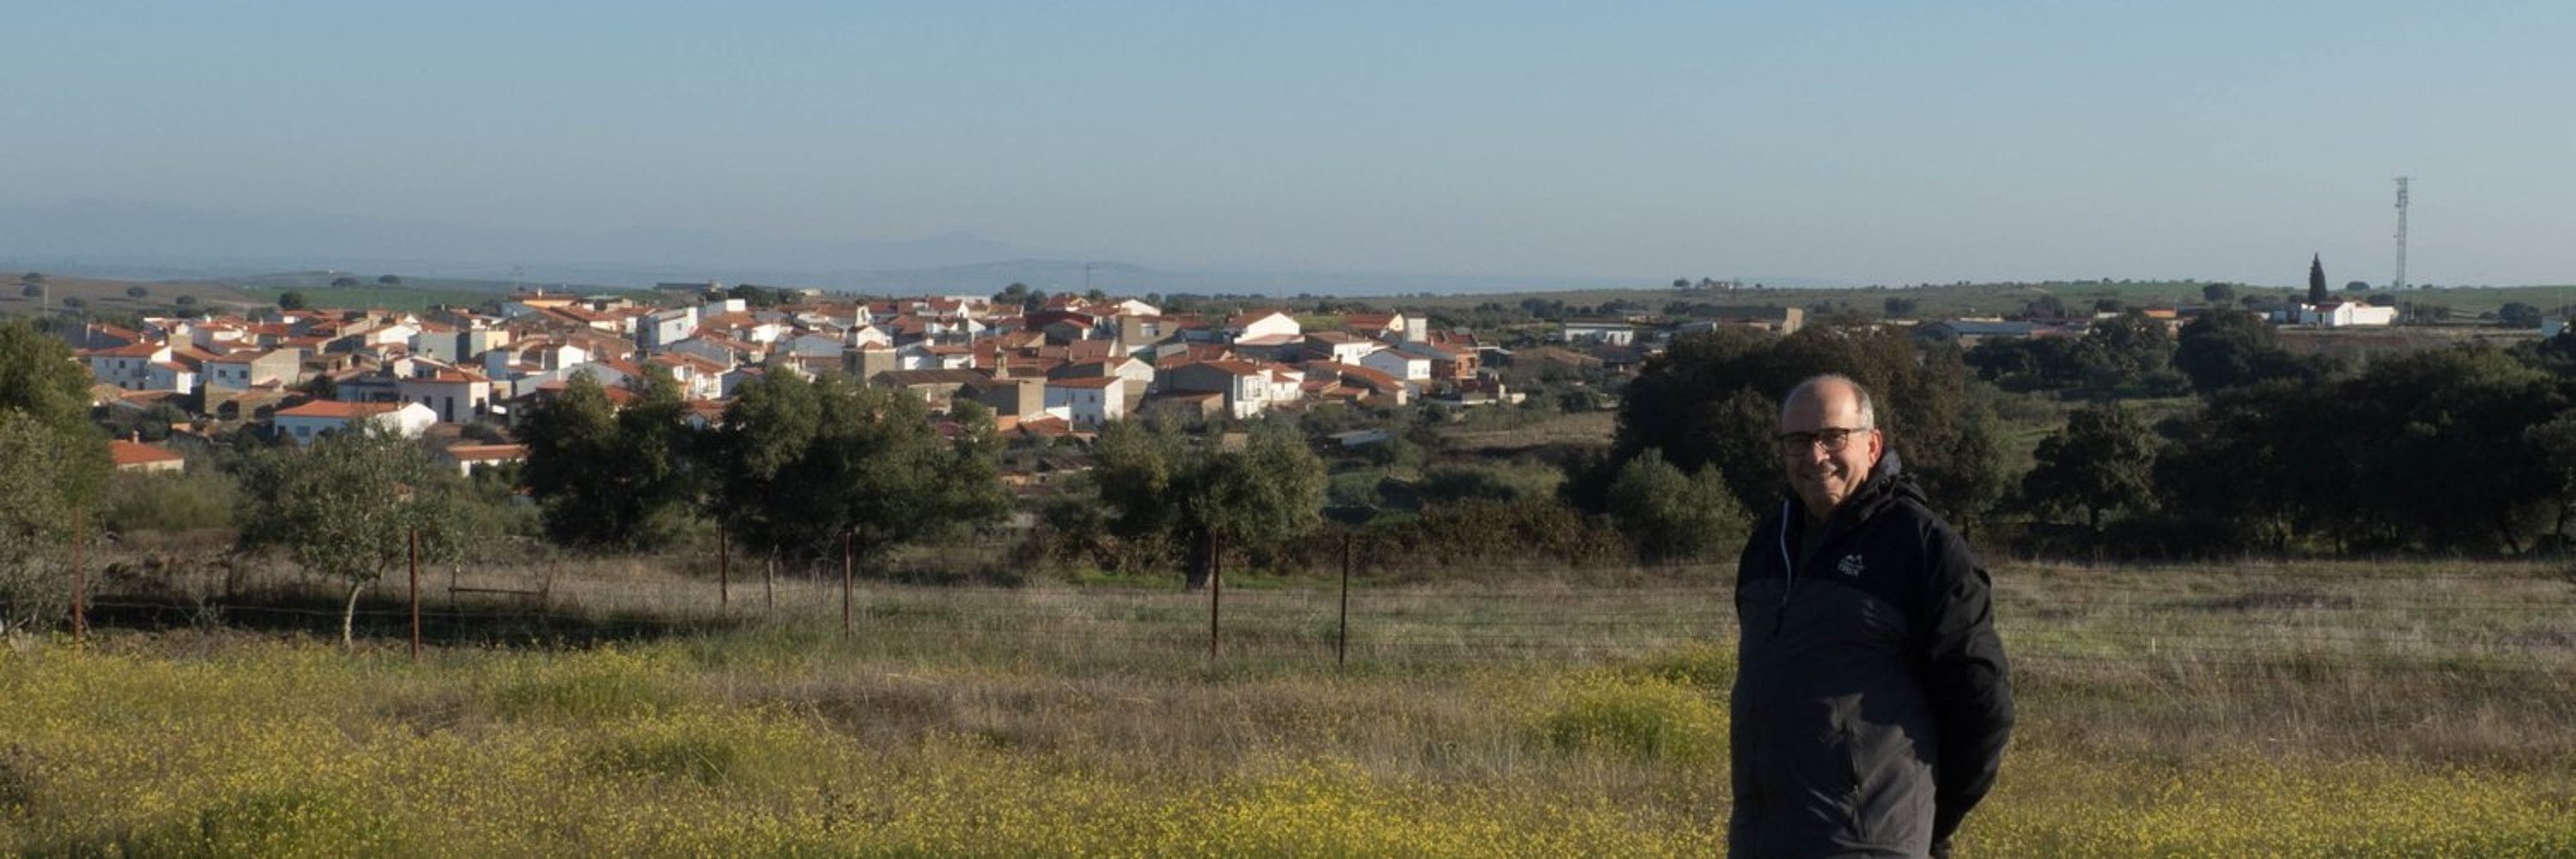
[1775, 499, 1795, 608]
[1773, 500, 1798, 642]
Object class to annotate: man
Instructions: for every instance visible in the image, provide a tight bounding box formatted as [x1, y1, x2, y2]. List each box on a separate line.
[1729, 375, 2014, 858]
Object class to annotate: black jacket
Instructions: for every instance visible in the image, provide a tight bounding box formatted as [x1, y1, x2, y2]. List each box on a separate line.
[1728, 450, 2014, 858]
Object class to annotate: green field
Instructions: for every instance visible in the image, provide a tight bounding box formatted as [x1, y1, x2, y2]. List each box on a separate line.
[1367, 279, 2576, 320]
[4, 557, 2571, 856]
[235, 285, 521, 313]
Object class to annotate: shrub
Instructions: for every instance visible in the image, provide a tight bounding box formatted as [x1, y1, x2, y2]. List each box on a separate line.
[1539, 673, 1728, 764]
[1605, 449, 1749, 563]
[102, 469, 238, 533]
[1415, 460, 1564, 505]
[487, 648, 682, 721]
[1349, 497, 1630, 572]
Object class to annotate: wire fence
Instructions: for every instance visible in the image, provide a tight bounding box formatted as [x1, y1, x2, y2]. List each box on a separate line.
[33, 538, 2575, 679]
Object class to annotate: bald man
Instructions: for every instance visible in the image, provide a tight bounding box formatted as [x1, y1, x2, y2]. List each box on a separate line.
[1728, 375, 2014, 858]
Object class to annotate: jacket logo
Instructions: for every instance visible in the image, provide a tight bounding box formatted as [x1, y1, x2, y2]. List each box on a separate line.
[1837, 553, 1866, 576]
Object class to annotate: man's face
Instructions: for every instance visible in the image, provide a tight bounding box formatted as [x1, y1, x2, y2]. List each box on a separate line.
[1777, 382, 1885, 521]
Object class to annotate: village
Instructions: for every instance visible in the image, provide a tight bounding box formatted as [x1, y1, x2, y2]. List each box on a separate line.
[72, 283, 1617, 480]
[62, 270, 2433, 497]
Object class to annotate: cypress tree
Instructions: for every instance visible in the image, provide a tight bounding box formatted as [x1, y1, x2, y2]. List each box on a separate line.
[2307, 254, 2328, 306]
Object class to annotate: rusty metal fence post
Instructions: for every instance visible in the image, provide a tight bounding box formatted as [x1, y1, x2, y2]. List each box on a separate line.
[408, 528, 421, 659]
[70, 508, 87, 640]
[1339, 533, 1352, 667]
[1207, 533, 1222, 660]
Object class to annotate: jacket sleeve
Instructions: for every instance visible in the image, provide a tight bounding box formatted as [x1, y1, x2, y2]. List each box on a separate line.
[1725, 509, 1774, 856]
[1916, 522, 2014, 846]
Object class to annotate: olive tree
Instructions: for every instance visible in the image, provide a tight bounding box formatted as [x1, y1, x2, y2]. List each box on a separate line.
[520, 370, 703, 550]
[0, 411, 76, 631]
[1089, 417, 1327, 588]
[707, 372, 1007, 566]
[236, 426, 466, 643]
[0, 320, 109, 504]
[0, 320, 110, 631]
[2020, 403, 2160, 533]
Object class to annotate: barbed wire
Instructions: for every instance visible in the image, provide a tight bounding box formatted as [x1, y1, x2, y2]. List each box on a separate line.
[71, 576, 2574, 677]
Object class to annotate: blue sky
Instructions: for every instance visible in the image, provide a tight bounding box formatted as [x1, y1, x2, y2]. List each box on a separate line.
[5, 2, 2569, 285]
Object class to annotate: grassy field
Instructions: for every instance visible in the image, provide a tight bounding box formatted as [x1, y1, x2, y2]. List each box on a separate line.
[3, 557, 2573, 855]
[234, 285, 517, 313]
[0, 270, 653, 318]
[0, 276, 265, 319]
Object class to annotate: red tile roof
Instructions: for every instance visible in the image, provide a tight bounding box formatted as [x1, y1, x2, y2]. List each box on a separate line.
[1198, 360, 1264, 376]
[1227, 310, 1292, 328]
[89, 342, 165, 358]
[108, 440, 184, 466]
[445, 444, 527, 461]
[276, 400, 407, 419]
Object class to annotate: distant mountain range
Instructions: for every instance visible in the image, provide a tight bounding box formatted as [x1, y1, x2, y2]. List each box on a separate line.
[0, 199, 1834, 297]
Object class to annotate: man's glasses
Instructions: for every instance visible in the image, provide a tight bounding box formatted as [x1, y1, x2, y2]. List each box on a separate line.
[1777, 427, 1868, 454]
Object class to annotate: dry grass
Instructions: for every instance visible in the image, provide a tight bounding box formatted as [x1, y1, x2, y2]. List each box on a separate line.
[1434, 409, 1617, 454]
[5, 557, 2573, 854]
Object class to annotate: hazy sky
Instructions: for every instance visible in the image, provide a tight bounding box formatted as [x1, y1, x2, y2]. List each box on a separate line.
[6, 2, 2570, 285]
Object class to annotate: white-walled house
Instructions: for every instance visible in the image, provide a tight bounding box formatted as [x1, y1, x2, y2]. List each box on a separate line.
[661, 337, 747, 370]
[1559, 320, 1637, 345]
[83, 342, 173, 390]
[204, 349, 302, 391]
[638, 306, 700, 350]
[848, 325, 894, 349]
[1261, 365, 1303, 404]
[485, 339, 589, 376]
[1163, 360, 1279, 419]
[783, 333, 845, 362]
[1303, 332, 1381, 365]
[274, 400, 437, 445]
[1043, 376, 1126, 428]
[1361, 348, 1432, 382]
[1226, 310, 1301, 341]
[2297, 302, 2399, 327]
[462, 326, 513, 358]
[143, 361, 197, 393]
[646, 352, 729, 400]
[396, 369, 494, 424]
[1053, 356, 1156, 410]
[363, 322, 421, 348]
[558, 360, 643, 391]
